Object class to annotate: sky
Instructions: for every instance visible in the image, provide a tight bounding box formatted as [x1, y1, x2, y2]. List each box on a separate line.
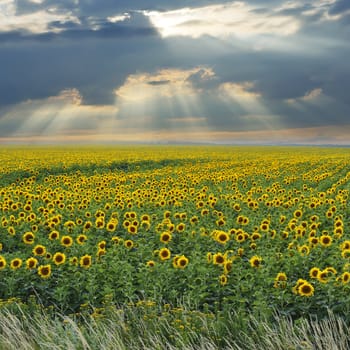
[0, 0, 350, 145]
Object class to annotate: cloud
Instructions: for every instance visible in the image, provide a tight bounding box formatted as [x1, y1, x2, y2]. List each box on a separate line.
[0, 0, 350, 145]
[329, 0, 350, 15]
[144, 2, 301, 39]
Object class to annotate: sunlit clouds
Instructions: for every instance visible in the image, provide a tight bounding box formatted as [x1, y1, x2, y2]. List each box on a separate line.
[0, 0, 79, 33]
[144, 2, 300, 39]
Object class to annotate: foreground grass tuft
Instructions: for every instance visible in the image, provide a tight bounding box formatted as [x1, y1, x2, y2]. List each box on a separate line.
[0, 304, 349, 350]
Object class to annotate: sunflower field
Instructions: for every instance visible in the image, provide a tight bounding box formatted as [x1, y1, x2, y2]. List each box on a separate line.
[1, 145, 350, 323]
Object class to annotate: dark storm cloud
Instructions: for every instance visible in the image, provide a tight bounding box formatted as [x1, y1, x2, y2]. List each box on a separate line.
[14, 0, 243, 16]
[0, 15, 158, 43]
[329, 0, 350, 15]
[147, 80, 171, 86]
[0, 12, 163, 107]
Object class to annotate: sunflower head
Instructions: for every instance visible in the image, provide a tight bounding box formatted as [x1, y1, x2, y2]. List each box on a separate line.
[53, 252, 66, 266]
[249, 255, 262, 268]
[160, 232, 172, 244]
[80, 255, 92, 269]
[0, 256, 7, 270]
[219, 274, 228, 286]
[159, 247, 171, 261]
[297, 282, 314, 297]
[176, 255, 189, 269]
[33, 245, 46, 256]
[320, 235, 332, 247]
[26, 257, 38, 270]
[213, 253, 225, 265]
[61, 235, 73, 248]
[38, 264, 52, 278]
[10, 258, 22, 270]
[146, 260, 155, 268]
[23, 232, 35, 244]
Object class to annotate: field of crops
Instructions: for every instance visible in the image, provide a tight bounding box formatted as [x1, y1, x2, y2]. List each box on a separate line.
[1, 145, 350, 325]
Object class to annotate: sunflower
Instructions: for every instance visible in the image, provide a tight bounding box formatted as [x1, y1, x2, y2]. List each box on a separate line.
[250, 232, 261, 241]
[250, 243, 257, 250]
[38, 264, 51, 278]
[124, 239, 134, 249]
[213, 253, 225, 265]
[224, 260, 233, 274]
[141, 214, 150, 222]
[215, 216, 226, 226]
[297, 281, 314, 297]
[61, 235, 73, 248]
[76, 218, 83, 226]
[341, 272, 350, 284]
[70, 257, 79, 266]
[106, 221, 117, 232]
[326, 266, 337, 275]
[298, 245, 310, 256]
[10, 258, 22, 270]
[77, 234, 87, 245]
[83, 221, 93, 231]
[80, 255, 92, 269]
[123, 220, 131, 229]
[95, 218, 105, 229]
[190, 216, 199, 225]
[219, 274, 228, 286]
[111, 236, 121, 245]
[293, 209, 303, 219]
[25, 257, 38, 269]
[201, 208, 209, 216]
[260, 221, 270, 231]
[0, 256, 7, 270]
[341, 241, 350, 251]
[308, 236, 319, 246]
[237, 248, 244, 257]
[140, 220, 150, 231]
[276, 272, 287, 281]
[206, 252, 212, 263]
[49, 230, 59, 240]
[146, 260, 155, 268]
[309, 267, 321, 279]
[176, 255, 189, 269]
[292, 278, 308, 294]
[129, 211, 137, 219]
[235, 233, 246, 243]
[317, 270, 330, 283]
[341, 249, 350, 259]
[53, 252, 66, 266]
[159, 247, 171, 261]
[127, 224, 138, 235]
[176, 223, 186, 233]
[249, 255, 262, 268]
[98, 241, 106, 250]
[23, 231, 35, 244]
[320, 235, 332, 247]
[96, 248, 106, 258]
[32, 245, 46, 257]
[7, 226, 15, 236]
[172, 255, 180, 268]
[160, 232, 172, 244]
[273, 272, 287, 288]
[214, 231, 230, 244]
